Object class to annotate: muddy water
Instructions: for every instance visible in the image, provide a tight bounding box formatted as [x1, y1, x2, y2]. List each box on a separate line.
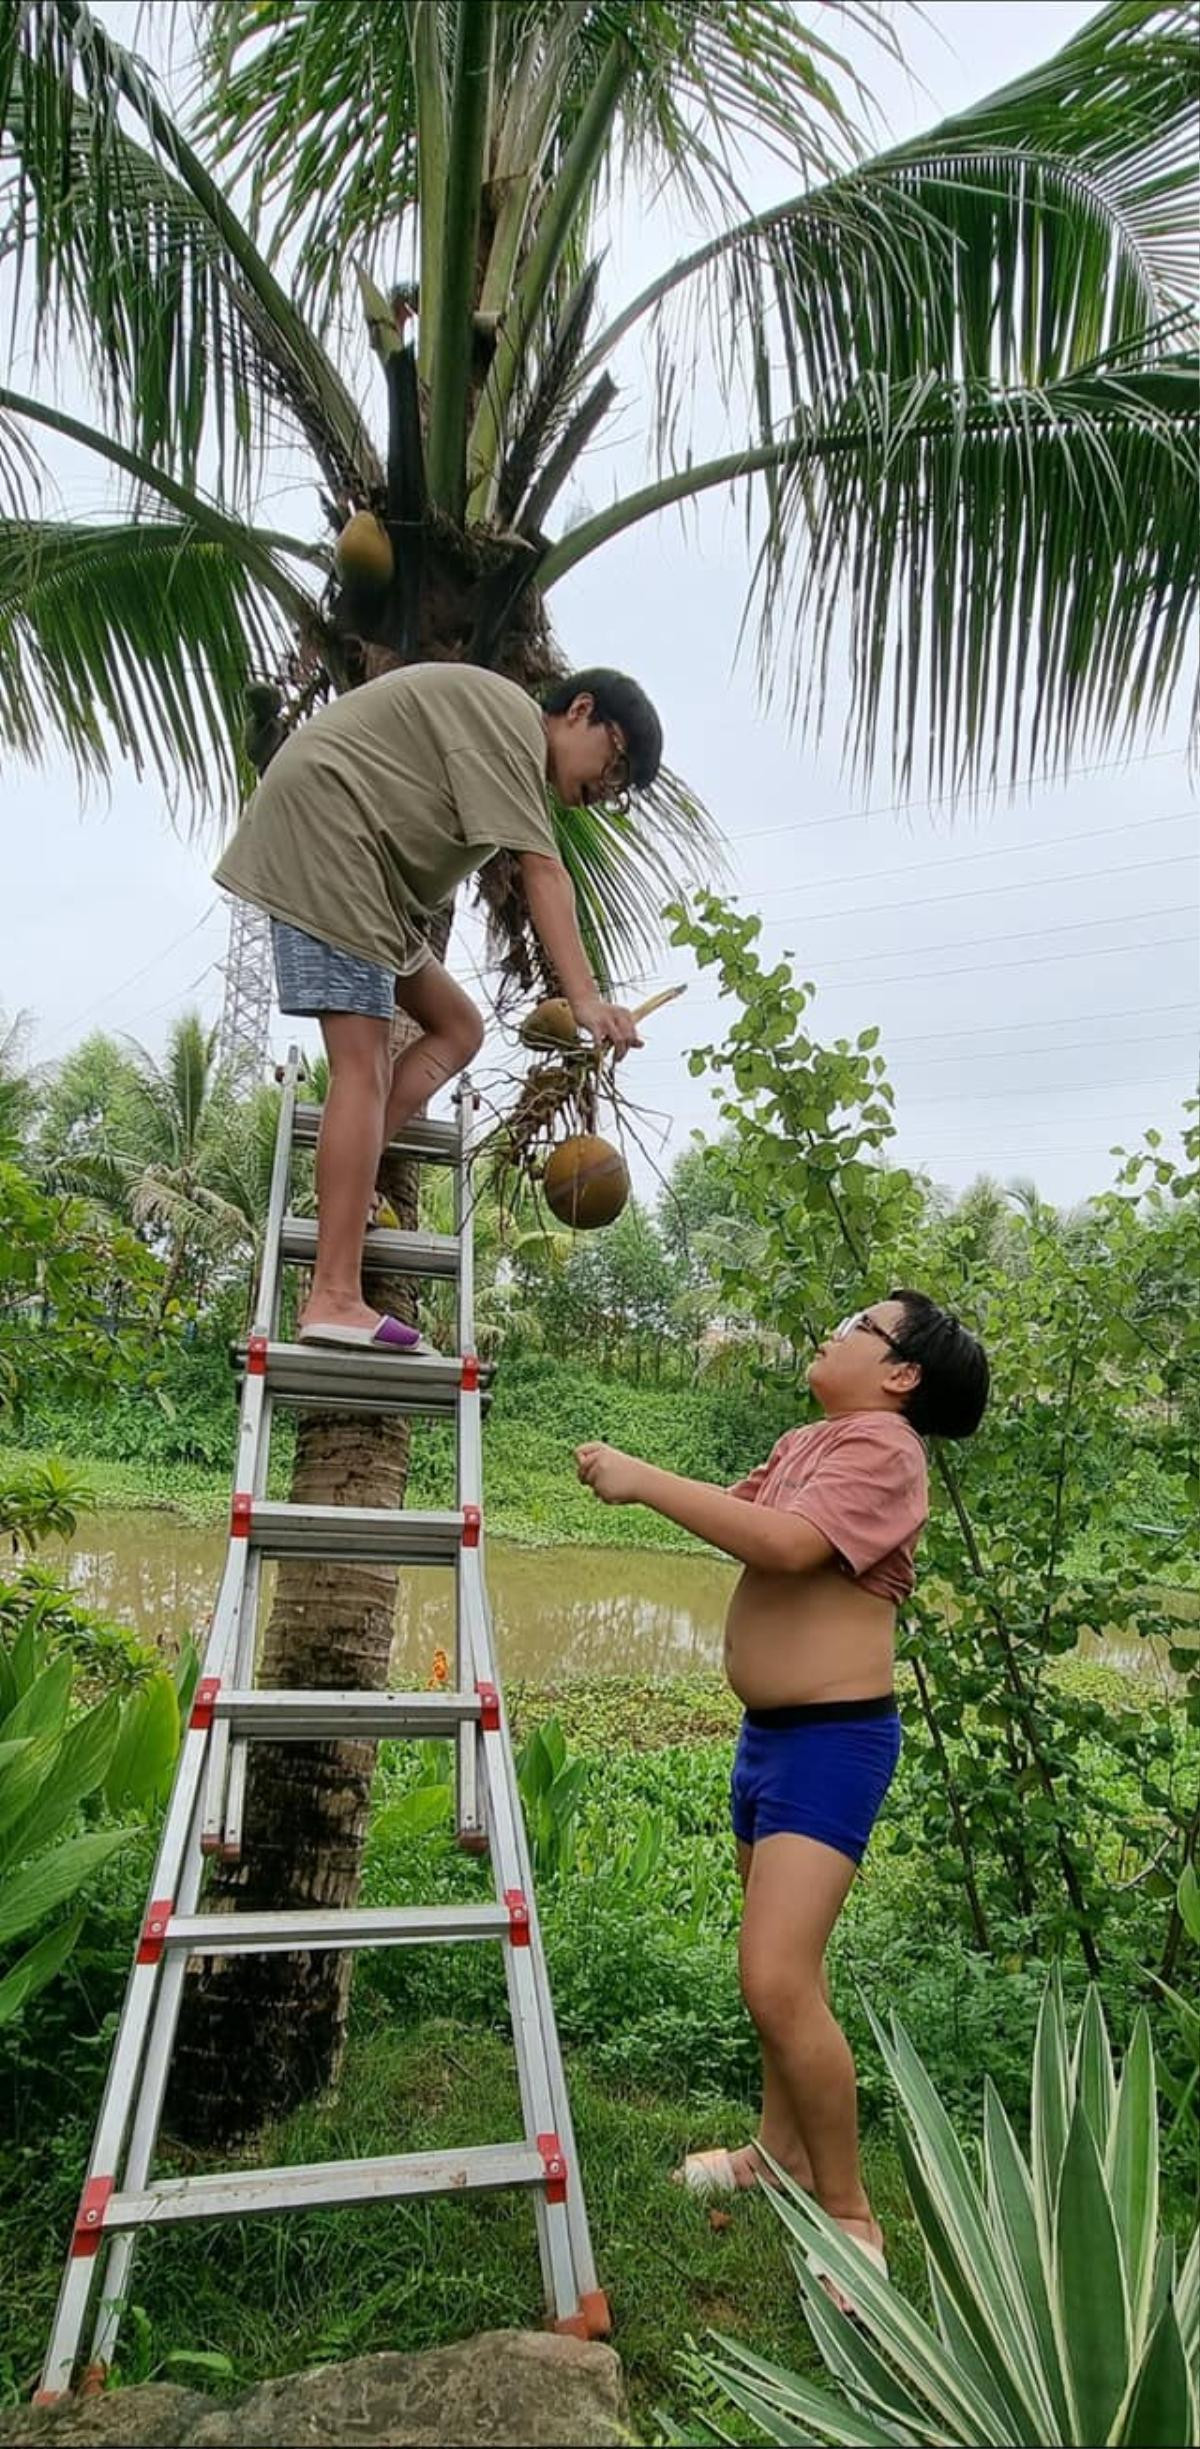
[45, 1510, 1195, 1691]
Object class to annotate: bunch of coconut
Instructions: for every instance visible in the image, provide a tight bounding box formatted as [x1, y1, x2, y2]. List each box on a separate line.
[517, 997, 631, 1230]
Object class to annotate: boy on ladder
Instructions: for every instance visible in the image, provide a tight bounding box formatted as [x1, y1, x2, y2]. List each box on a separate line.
[215, 662, 662, 1353]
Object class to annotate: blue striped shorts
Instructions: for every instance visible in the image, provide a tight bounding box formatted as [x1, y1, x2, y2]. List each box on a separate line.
[271, 919, 429, 1019]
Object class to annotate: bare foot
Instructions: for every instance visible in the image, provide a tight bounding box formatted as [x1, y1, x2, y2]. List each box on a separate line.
[299, 1296, 383, 1337]
[817, 2212, 887, 2317]
[729, 2142, 814, 2192]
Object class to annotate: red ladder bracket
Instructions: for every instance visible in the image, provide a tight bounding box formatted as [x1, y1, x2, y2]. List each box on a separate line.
[246, 1334, 268, 1376]
[137, 1899, 174, 1966]
[230, 1491, 253, 1538]
[190, 1676, 220, 1732]
[70, 2177, 114, 2258]
[460, 1353, 481, 1393]
[537, 2134, 568, 2204]
[476, 1680, 500, 1733]
[461, 1504, 481, 1547]
[504, 1889, 530, 1946]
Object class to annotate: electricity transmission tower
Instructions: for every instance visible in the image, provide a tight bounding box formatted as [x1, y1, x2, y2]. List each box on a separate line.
[217, 896, 274, 1077]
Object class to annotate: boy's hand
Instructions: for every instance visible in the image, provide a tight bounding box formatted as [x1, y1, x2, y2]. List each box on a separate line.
[576, 1441, 646, 1505]
[571, 995, 643, 1058]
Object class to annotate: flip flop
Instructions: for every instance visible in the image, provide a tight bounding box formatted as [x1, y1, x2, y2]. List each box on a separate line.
[815, 2230, 888, 2319]
[672, 2147, 771, 2194]
[298, 1317, 436, 1355]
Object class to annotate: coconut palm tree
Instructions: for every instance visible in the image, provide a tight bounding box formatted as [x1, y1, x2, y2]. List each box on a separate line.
[0, 0, 1196, 2131]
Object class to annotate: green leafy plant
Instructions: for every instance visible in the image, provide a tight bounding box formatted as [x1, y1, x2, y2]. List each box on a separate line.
[0, 1625, 191, 2024]
[686, 1969, 1199, 2447]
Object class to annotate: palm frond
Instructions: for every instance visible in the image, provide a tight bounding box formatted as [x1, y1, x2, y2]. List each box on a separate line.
[755, 355, 1200, 790]
[0, 515, 291, 811]
[592, 0, 1198, 475]
[0, 0, 379, 498]
[195, 0, 880, 335]
[475, 764, 727, 994]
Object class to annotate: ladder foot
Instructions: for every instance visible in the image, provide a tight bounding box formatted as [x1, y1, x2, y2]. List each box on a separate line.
[457, 1830, 488, 1856]
[553, 2290, 612, 2340]
[79, 2364, 109, 2398]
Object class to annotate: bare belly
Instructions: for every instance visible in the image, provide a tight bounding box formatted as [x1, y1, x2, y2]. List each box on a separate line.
[723, 1560, 896, 1708]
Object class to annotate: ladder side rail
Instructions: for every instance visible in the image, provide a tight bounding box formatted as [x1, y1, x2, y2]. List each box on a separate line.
[223, 1045, 297, 1848]
[38, 1717, 214, 2396]
[459, 1529, 602, 2308]
[250, 1046, 301, 1339]
[453, 1077, 482, 1846]
[85, 1772, 212, 2372]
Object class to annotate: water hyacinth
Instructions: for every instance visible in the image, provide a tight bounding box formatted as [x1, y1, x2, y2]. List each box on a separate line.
[688, 1970, 1198, 2448]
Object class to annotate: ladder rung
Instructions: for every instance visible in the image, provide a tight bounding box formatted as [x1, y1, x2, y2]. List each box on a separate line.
[245, 1501, 465, 1563]
[292, 1105, 459, 1164]
[165, 1904, 510, 1955]
[238, 1339, 477, 1417]
[103, 2143, 547, 2233]
[215, 1689, 482, 1738]
[280, 1217, 460, 1280]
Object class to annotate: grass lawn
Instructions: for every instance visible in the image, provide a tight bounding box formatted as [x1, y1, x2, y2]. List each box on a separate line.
[3, 2008, 915, 2436]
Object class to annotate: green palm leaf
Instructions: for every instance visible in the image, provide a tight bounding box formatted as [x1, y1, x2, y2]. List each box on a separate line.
[0, 515, 292, 806]
[0, 0, 379, 499]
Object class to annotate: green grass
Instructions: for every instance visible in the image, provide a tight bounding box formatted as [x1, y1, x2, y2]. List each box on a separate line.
[0, 2006, 916, 2433]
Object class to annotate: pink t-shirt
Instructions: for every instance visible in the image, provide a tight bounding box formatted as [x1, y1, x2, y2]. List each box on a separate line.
[730, 1411, 929, 1602]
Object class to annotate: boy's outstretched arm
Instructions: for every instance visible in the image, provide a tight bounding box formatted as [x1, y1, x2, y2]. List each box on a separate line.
[575, 1442, 834, 1575]
[520, 852, 642, 1054]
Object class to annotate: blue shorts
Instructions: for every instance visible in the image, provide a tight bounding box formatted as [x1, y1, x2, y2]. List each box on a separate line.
[731, 1697, 901, 1865]
[271, 918, 429, 1019]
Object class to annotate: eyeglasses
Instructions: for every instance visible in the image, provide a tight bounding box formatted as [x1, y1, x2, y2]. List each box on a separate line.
[588, 724, 631, 815]
[832, 1309, 904, 1356]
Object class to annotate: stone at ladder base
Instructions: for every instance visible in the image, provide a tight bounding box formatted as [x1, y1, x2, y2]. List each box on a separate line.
[2, 2332, 628, 2448]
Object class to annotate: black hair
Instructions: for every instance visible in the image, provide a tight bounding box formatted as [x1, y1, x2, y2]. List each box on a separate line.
[542, 668, 663, 789]
[887, 1289, 989, 1440]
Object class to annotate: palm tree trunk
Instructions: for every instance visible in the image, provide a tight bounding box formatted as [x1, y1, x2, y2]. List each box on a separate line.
[168, 968, 444, 2142]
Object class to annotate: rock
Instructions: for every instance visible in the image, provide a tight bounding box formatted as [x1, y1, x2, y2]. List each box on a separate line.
[0, 2332, 628, 2447]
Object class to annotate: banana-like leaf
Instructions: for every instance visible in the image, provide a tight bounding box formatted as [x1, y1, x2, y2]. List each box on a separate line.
[0, 1732, 60, 1839]
[0, 1654, 72, 1747]
[0, 1826, 130, 1948]
[0, 1911, 85, 2026]
[0, 1693, 120, 1868]
[103, 1672, 180, 1813]
[1175, 2231, 1199, 2378]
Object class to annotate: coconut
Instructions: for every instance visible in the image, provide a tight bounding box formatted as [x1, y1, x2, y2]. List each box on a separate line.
[519, 997, 580, 1051]
[335, 511, 394, 588]
[543, 1134, 630, 1231]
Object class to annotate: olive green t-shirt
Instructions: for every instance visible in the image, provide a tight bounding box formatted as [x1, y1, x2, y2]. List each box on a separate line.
[213, 662, 559, 970]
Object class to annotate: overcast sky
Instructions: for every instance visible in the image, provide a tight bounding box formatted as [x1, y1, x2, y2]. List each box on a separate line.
[4, 0, 1197, 1213]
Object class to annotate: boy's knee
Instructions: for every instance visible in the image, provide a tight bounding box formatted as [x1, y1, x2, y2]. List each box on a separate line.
[326, 1026, 392, 1097]
[454, 1001, 485, 1065]
[741, 1959, 820, 2043]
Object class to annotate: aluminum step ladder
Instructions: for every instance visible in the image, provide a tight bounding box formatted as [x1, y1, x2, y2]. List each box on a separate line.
[38, 1050, 607, 2401]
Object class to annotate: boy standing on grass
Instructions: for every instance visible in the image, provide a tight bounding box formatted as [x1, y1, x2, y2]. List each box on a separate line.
[214, 662, 662, 1353]
[576, 1290, 988, 2306]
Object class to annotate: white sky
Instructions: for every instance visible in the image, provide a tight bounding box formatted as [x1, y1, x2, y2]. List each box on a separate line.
[3, 0, 1197, 1210]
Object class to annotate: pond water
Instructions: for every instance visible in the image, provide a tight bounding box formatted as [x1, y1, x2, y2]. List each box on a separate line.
[43, 1509, 1194, 1693]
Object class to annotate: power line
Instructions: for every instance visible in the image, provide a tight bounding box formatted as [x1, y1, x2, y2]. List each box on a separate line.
[626, 999, 1198, 1070]
[763, 901, 1189, 972]
[666, 925, 1195, 1002]
[633, 1024, 1198, 1079]
[753, 847, 1196, 931]
[729, 746, 1189, 848]
[40, 903, 222, 1052]
[900, 1071, 1184, 1109]
[732, 808, 1198, 913]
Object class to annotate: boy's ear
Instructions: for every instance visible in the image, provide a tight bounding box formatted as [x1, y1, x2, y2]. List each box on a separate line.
[885, 1358, 921, 1397]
